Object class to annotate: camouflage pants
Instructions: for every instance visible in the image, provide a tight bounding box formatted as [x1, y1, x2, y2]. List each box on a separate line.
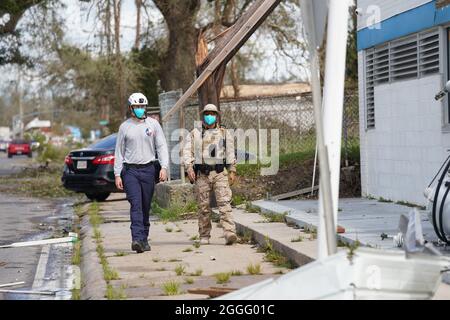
[195, 170, 236, 238]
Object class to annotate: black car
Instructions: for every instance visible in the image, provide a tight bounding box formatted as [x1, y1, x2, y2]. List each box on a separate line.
[62, 134, 120, 201]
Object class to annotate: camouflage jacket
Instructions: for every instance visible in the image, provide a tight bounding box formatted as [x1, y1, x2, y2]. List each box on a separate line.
[183, 125, 236, 173]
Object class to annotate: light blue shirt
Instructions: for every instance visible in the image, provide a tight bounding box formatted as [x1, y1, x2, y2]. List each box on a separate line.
[114, 118, 169, 176]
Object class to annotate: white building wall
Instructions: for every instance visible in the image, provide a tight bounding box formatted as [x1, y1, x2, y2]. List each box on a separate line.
[359, 73, 450, 206]
[357, 0, 432, 30]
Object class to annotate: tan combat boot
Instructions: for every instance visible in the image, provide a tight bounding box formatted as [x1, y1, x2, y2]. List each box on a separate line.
[224, 232, 237, 245]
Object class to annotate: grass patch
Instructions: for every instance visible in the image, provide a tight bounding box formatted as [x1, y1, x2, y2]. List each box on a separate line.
[378, 197, 392, 203]
[261, 212, 287, 223]
[88, 202, 103, 226]
[214, 272, 231, 284]
[259, 236, 296, 269]
[346, 240, 361, 260]
[291, 236, 304, 243]
[245, 202, 261, 213]
[106, 284, 127, 300]
[246, 263, 262, 275]
[74, 204, 86, 218]
[231, 270, 243, 276]
[189, 269, 203, 277]
[71, 288, 81, 300]
[152, 258, 160, 263]
[190, 235, 199, 241]
[72, 241, 81, 265]
[176, 228, 182, 233]
[0, 165, 76, 199]
[114, 251, 129, 257]
[184, 277, 194, 284]
[151, 201, 198, 222]
[168, 258, 182, 262]
[174, 264, 186, 276]
[182, 247, 193, 253]
[156, 267, 166, 271]
[93, 229, 102, 241]
[236, 149, 316, 178]
[396, 200, 426, 210]
[193, 242, 201, 249]
[88, 202, 120, 291]
[238, 230, 253, 244]
[231, 194, 246, 206]
[161, 280, 181, 296]
[165, 227, 173, 233]
[303, 228, 317, 240]
[103, 264, 120, 281]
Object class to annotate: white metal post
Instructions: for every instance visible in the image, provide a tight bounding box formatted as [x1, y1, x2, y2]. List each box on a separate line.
[301, 0, 336, 258]
[317, 0, 351, 258]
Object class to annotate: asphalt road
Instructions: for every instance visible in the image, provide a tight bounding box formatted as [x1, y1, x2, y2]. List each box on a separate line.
[0, 151, 35, 176]
[0, 152, 75, 299]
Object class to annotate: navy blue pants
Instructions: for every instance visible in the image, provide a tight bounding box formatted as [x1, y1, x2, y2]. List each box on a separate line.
[121, 165, 155, 242]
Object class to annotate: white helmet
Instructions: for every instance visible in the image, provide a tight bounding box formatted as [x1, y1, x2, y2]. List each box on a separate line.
[128, 93, 148, 106]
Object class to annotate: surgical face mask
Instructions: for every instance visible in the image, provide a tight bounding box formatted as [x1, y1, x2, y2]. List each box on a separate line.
[204, 114, 217, 126]
[133, 107, 146, 119]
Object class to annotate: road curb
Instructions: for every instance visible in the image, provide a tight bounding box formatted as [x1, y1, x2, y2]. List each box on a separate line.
[235, 221, 315, 267]
[251, 201, 360, 247]
[80, 215, 106, 300]
[216, 208, 317, 267]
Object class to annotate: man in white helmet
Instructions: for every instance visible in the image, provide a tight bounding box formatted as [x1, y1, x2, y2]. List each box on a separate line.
[114, 93, 169, 253]
[183, 103, 238, 246]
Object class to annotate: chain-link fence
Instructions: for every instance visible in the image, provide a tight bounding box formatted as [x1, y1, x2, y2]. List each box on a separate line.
[180, 91, 359, 161]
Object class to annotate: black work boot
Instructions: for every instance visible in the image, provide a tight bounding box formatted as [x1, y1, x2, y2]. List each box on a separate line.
[131, 240, 145, 253]
[143, 240, 151, 251]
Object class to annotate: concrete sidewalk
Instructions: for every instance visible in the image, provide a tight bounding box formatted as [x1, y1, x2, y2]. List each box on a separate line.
[253, 198, 437, 249]
[78, 194, 450, 300]
[252, 197, 450, 299]
[79, 194, 315, 300]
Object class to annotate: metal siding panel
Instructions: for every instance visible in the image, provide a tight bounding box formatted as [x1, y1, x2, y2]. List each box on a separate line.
[357, 0, 433, 30]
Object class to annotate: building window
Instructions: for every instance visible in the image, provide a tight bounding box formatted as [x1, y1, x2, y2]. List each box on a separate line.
[390, 35, 418, 81]
[365, 49, 375, 129]
[365, 28, 440, 130]
[419, 30, 440, 76]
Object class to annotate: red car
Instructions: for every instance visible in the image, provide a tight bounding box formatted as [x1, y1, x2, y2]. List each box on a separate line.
[8, 139, 32, 158]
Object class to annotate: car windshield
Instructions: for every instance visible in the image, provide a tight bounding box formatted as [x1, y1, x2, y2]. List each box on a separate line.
[88, 134, 117, 150]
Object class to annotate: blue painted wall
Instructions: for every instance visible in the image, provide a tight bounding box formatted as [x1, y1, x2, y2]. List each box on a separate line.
[358, 0, 450, 51]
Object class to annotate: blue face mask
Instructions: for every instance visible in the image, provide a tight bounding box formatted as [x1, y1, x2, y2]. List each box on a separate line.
[204, 114, 217, 126]
[133, 108, 146, 119]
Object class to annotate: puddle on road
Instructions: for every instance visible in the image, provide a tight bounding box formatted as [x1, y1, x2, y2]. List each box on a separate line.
[5, 199, 76, 300]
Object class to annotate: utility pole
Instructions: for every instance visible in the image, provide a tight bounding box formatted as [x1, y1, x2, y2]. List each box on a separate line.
[15, 65, 24, 139]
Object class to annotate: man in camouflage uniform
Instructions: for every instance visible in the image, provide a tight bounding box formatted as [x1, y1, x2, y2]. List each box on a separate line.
[183, 104, 238, 245]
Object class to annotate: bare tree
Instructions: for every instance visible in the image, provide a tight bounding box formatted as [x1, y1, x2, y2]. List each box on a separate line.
[134, 0, 142, 49]
[112, 0, 126, 117]
[151, 0, 201, 92]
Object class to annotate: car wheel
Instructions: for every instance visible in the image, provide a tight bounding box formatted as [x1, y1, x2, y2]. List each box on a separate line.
[28, 152, 32, 158]
[85, 192, 111, 202]
[7, 153, 12, 158]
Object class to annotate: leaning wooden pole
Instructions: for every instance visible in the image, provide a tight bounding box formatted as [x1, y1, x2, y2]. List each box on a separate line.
[161, 0, 281, 123]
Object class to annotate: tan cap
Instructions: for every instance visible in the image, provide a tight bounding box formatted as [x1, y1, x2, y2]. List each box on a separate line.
[201, 104, 221, 114]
